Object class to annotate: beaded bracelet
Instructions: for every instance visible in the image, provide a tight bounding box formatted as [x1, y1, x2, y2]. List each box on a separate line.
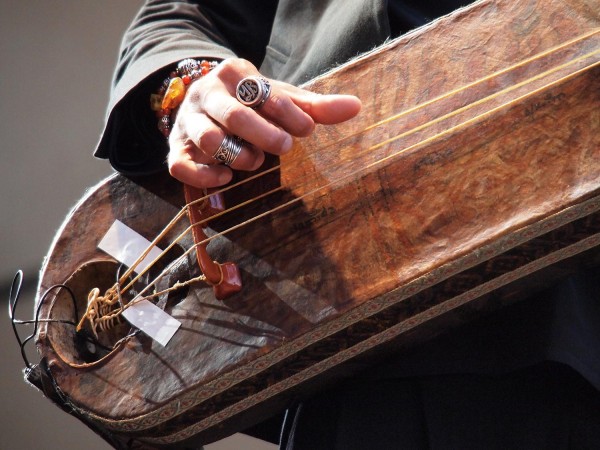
[150, 58, 219, 137]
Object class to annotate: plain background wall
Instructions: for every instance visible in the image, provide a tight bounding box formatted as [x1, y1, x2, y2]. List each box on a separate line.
[0, 2, 275, 449]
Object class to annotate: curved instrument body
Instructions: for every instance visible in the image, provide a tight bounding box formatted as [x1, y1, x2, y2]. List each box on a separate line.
[33, 0, 599, 447]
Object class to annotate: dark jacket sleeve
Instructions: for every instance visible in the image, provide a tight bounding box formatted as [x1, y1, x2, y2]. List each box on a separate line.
[94, 0, 277, 175]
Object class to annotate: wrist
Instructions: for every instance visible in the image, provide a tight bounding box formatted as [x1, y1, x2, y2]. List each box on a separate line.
[150, 58, 219, 137]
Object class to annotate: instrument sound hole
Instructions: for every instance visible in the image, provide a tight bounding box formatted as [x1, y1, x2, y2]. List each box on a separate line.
[47, 260, 134, 366]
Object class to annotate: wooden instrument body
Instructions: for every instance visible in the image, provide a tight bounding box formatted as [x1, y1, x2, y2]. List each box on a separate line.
[34, 0, 599, 447]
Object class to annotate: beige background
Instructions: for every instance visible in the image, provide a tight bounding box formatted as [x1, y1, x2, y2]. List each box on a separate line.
[0, 1, 275, 449]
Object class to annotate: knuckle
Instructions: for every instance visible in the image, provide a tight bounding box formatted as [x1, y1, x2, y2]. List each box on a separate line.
[195, 127, 220, 151]
[293, 116, 315, 137]
[265, 94, 314, 137]
[220, 103, 245, 127]
[168, 158, 186, 178]
[216, 58, 254, 80]
[265, 93, 294, 119]
[266, 92, 284, 110]
[185, 80, 206, 103]
[264, 130, 289, 153]
[216, 58, 239, 74]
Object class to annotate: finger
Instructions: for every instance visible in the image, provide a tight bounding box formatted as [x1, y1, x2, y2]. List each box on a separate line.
[279, 85, 362, 125]
[173, 111, 264, 171]
[234, 76, 316, 137]
[212, 135, 266, 171]
[203, 92, 294, 155]
[168, 143, 233, 188]
[232, 79, 360, 136]
[255, 87, 316, 137]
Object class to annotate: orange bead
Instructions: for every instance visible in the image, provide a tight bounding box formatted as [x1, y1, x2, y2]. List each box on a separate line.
[161, 77, 186, 110]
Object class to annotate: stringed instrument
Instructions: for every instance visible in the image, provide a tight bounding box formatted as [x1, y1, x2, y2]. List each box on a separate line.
[27, 0, 599, 447]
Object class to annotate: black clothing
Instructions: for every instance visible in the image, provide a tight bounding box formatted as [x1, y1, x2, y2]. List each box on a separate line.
[94, 0, 467, 175]
[282, 361, 600, 450]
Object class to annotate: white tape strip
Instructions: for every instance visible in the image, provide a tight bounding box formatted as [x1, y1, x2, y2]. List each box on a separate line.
[122, 300, 181, 346]
[98, 220, 163, 275]
[98, 220, 180, 346]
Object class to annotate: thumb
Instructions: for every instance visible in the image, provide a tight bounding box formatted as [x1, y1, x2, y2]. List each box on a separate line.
[285, 87, 362, 125]
[307, 94, 362, 124]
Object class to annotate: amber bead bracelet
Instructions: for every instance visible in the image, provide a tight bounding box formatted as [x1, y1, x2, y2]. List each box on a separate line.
[150, 58, 219, 137]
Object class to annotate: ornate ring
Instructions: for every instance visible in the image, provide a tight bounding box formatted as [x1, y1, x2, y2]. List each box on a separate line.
[213, 135, 243, 166]
[236, 76, 271, 109]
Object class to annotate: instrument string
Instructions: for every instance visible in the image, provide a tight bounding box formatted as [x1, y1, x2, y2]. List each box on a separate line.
[130, 47, 600, 300]
[360, 28, 599, 133]
[175, 30, 599, 235]
[190, 57, 600, 246]
[115, 32, 599, 306]
[183, 29, 599, 212]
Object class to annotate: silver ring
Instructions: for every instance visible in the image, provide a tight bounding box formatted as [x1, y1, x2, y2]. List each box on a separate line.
[236, 76, 271, 109]
[213, 135, 243, 166]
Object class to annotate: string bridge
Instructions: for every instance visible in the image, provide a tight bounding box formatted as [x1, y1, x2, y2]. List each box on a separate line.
[76, 284, 124, 339]
[184, 184, 242, 300]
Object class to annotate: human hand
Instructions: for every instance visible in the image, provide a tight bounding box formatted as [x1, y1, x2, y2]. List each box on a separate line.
[167, 58, 361, 188]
